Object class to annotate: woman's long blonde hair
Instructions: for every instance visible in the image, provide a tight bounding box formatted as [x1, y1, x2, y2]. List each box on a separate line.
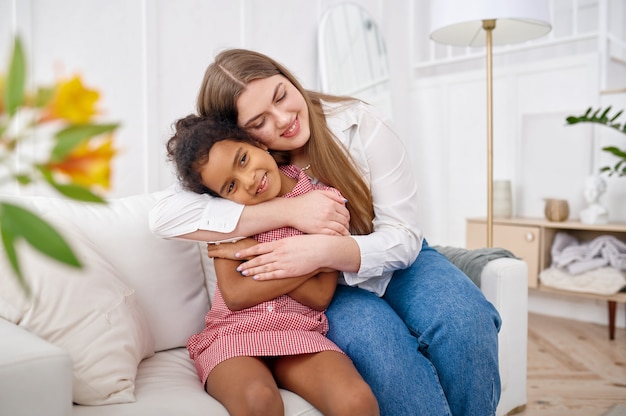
[197, 49, 374, 235]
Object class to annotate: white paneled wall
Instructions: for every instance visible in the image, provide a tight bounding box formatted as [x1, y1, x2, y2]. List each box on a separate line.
[1, 0, 625, 327]
[0, 0, 398, 197]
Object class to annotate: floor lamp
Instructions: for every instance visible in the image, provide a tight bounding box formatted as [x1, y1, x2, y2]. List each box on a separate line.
[430, 1, 551, 247]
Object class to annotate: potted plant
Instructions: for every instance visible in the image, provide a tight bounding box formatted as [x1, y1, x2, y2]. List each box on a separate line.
[566, 106, 626, 177]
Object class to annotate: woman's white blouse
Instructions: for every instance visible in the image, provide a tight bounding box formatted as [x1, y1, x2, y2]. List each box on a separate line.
[149, 100, 423, 296]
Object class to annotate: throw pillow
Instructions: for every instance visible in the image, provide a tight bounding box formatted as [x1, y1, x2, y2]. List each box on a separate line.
[0, 216, 155, 405]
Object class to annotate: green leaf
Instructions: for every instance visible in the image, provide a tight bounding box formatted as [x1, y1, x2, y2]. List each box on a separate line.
[0, 216, 29, 294]
[599, 106, 611, 121]
[0, 202, 81, 267]
[48, 182, 106, 203]
[37, 166, 107, 203]
[35, 85, 55, 108]
[15, 174, 32, 185]
[591, 108, 601, 120]
[565, 116, 580, 125]
[602, 146, 626, 159]
[0, 202, 82, 293]
[609, 109, 623, 122]
[51, 123, 119, 161]
[5, 36, 26, 116]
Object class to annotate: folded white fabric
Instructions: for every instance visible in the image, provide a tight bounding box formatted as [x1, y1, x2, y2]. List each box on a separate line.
[551, 232, 626, 275]
[539, 266, 626, 295]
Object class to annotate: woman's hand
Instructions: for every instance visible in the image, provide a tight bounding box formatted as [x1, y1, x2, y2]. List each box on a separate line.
[207, 237, 258, 260]
[235, 234, 361, 281]
[286, 190, 350, 236]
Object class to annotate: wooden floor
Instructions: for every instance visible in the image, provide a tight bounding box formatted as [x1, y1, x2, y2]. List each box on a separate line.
[518, 313, 626, 415]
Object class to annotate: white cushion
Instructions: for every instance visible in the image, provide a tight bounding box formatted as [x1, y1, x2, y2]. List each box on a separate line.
[0, 217, 154, 405]
[72, 349, 322, 416]
[21, 192, 212, 351]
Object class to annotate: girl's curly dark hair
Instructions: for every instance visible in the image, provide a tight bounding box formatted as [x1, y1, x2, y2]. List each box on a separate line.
[167, 114, 259, 195]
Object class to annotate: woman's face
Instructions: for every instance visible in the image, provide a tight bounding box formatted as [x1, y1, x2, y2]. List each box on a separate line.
[235, 74, 310, 152]
[200, 140, 283, 205]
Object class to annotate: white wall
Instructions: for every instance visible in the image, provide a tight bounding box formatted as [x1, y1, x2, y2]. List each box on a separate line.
[0, 0, 396, 197]
[1, 0, 625, 328]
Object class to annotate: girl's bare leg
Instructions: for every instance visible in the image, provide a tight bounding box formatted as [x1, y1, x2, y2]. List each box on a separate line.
[273, 351, 379, 416]
[206, 356, 283, 416]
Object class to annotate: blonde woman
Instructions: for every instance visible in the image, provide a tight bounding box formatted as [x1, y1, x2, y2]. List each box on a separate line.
[151, 49, 502, 416]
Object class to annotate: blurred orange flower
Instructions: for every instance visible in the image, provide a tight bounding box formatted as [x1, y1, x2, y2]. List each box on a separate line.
[41, 75, 100, 124]
[1, 36, 121, 292]
[46, 135, 116, 189]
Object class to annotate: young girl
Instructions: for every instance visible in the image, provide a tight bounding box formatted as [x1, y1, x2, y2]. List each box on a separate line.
[167, 114, 379, 416]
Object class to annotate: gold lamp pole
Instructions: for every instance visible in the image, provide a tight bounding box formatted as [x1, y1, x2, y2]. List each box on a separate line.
[484, 19, 495, 247]
[429, 1, 551, 249]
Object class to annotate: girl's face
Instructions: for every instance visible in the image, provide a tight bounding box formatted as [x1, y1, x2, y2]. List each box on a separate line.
[200, 140, 283, 205]
[236, 74, 310, 152]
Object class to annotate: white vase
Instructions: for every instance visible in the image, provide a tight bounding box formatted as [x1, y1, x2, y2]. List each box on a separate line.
[493, 180, 513, 219]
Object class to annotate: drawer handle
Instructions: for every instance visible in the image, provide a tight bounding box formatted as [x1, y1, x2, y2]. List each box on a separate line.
[525, 232, 535, 242]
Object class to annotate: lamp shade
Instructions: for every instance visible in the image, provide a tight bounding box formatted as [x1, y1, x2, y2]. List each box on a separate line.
[430, 0, 551, 47]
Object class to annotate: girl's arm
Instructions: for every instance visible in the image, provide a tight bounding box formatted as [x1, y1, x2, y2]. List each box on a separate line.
[210, 238, 338, 311]
[214, 257, 314, 311]
[287, 271, 338, 311]
[149, 186, 350, 241]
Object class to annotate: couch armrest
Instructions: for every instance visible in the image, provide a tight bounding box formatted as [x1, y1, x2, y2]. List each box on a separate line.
[0, 318, 73, 416]
[480, 257, 528, 416]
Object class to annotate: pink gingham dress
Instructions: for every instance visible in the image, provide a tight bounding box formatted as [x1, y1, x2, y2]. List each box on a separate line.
[187, 165, 345, 384]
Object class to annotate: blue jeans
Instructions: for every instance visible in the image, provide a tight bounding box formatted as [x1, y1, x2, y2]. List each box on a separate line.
[326, 240, 502, 416]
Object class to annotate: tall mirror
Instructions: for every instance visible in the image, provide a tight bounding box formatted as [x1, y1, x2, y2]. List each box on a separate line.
[318, 3, 393, 120]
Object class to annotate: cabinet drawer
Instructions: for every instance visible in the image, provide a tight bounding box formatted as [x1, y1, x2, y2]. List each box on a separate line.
[466, 221, 540, 287]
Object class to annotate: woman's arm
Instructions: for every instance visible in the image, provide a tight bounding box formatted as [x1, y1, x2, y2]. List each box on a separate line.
[214, 257, 314, 311]
[149, 186, 350, 241]
[236, 234, 360, 277]
[234, 102, 423, 292]
[287, 270, 339, 311]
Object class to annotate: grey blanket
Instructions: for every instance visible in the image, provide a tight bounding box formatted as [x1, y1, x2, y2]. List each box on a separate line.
[434, 246, 518, 287]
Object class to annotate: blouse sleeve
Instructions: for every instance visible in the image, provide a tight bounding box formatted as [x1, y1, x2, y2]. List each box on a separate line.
[149, 185, 244, 239]
[333, 102, 423, 291]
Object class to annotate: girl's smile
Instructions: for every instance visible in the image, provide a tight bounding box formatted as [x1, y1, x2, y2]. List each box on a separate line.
[256, 173, 268, 194]
[199, 140, 296, 206]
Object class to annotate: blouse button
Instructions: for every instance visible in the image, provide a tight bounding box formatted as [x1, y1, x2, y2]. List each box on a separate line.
[267, 305, 274, 312]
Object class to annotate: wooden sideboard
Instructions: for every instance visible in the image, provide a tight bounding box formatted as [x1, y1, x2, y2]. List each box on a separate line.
[466, 217, 626, 339]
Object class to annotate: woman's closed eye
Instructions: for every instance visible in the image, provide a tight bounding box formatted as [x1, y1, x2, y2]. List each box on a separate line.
[252, 117, 266, 130]
[251, 89, 286, 130]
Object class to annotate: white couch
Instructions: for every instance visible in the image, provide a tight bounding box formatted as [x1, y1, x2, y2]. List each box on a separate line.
[0, 191, 528, 416]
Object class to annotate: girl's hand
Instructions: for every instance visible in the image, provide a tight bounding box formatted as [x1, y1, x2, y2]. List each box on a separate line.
[235, 234, 360, 281]
[287, 190, 350, 236]
[207, 237, 258, 260]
